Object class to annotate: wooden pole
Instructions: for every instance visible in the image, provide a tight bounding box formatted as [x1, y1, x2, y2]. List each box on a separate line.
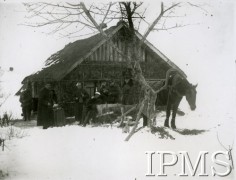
[2, 140, 5, 151]
[125, 101, 145, 141]
[112, 105, 136, 125]
[119, 106, 125, 127]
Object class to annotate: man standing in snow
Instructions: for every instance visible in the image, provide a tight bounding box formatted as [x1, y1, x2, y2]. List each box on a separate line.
[107, 80, 121, 104]
[20, 87, 32, 121]
[74, 82, 89, 124]
[83, 91, 102, 126]
[121, 79, 134, 105]
[37, 83, 56, 129]
[99, 81, 109, 103]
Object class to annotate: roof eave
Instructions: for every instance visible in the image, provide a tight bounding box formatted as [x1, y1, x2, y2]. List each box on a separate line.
[135, 32, 187, 78]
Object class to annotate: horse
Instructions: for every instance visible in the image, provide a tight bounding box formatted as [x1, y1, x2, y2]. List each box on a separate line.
[155, 69, 197, 129]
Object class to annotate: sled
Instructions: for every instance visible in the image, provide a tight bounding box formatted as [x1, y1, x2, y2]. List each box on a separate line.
[95, 104, 136, 124]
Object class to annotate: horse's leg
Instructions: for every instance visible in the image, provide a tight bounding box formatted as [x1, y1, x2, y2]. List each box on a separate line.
[142, 113, 148, 127]
[164, 103, 171, 127]
[171, 105, 177, 129]
[171, 98, 182, 129]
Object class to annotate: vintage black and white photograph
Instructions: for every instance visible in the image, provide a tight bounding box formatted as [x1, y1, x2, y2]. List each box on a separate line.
[0, 0, 235, 179]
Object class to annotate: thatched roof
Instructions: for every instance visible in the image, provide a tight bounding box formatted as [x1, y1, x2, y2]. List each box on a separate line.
[24, 25, 121, 82]
[23, 23, 186, 83]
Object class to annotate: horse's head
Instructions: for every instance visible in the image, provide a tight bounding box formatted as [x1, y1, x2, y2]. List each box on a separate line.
[185, 84, 197, 111]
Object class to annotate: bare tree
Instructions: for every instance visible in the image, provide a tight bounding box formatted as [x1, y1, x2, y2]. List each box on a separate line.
[23, 1, 207, 141]
[0, 69, 11, 109]
[217, 132, 234, 169]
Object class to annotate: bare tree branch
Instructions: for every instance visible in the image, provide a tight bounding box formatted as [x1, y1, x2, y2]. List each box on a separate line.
[153, 23, 200, 32]
[101, 2, 112, 24]
[187, 2, 208, 13]
[216, 132, 234, 169]
[80, 2, 132, 63]
[217, 132, 228, 150]
[137, 7, 147, 30]
[141, 2, 181, 44]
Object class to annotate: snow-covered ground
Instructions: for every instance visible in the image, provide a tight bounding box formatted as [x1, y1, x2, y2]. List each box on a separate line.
[0, 110, 235, 180]
[0, 1, 235, 179]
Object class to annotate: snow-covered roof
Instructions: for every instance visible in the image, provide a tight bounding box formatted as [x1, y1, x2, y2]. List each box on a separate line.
[23, 23, 186, 82]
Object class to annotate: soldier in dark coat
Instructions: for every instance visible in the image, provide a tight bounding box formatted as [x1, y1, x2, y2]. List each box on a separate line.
[99, 82, 109, 104]
[107, 81, 121, 104]
[122, 79, 134, 105]
[37, 83, 56, 129]
[74, 82, 89, 124]
[83, 91, 102, 126]
[20, 88, 32, 121]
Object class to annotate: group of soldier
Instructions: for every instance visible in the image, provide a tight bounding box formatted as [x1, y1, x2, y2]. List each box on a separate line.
[74, 80, 124, 126]
[19, 79, 134, 129]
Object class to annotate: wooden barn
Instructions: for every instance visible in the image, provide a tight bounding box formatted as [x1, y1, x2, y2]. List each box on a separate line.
[20, 22, 185, 116]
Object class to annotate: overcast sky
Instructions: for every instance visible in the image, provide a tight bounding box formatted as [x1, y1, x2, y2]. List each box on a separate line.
[0, 0, 235, 117]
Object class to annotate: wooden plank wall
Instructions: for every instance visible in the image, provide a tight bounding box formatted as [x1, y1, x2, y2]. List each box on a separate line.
[86, 38, 147, 62]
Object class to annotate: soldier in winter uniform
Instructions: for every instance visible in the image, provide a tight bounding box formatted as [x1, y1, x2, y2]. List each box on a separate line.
[83, 91, 102, 126]
[74, 82, 89, 124]
[121, 68, 134, 105]
[122, 79, 134, 105]
[37, 83, 57, 129]
[19, 88, 32, 121]
[99, 81, 109, 104]
[107, 81, 121, 103]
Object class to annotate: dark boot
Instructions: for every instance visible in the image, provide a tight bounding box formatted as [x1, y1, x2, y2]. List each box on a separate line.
[143, 114, 148, 127]
[171, 119, 176, 129]
[164, 119, 169, 127]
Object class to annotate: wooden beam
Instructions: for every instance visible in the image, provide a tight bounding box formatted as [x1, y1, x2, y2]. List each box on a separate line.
[113, 43, 117, 62]
[103, 43, 105, 61]
[121, 41, 124, 61]
[110, 40, 113, 61]
[95, 50, 98, 61]
[99, 46, 102, 61]
[106, 42, 109, 61]
[142, 48, 145, 62]
[118, 40, 122, 62]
